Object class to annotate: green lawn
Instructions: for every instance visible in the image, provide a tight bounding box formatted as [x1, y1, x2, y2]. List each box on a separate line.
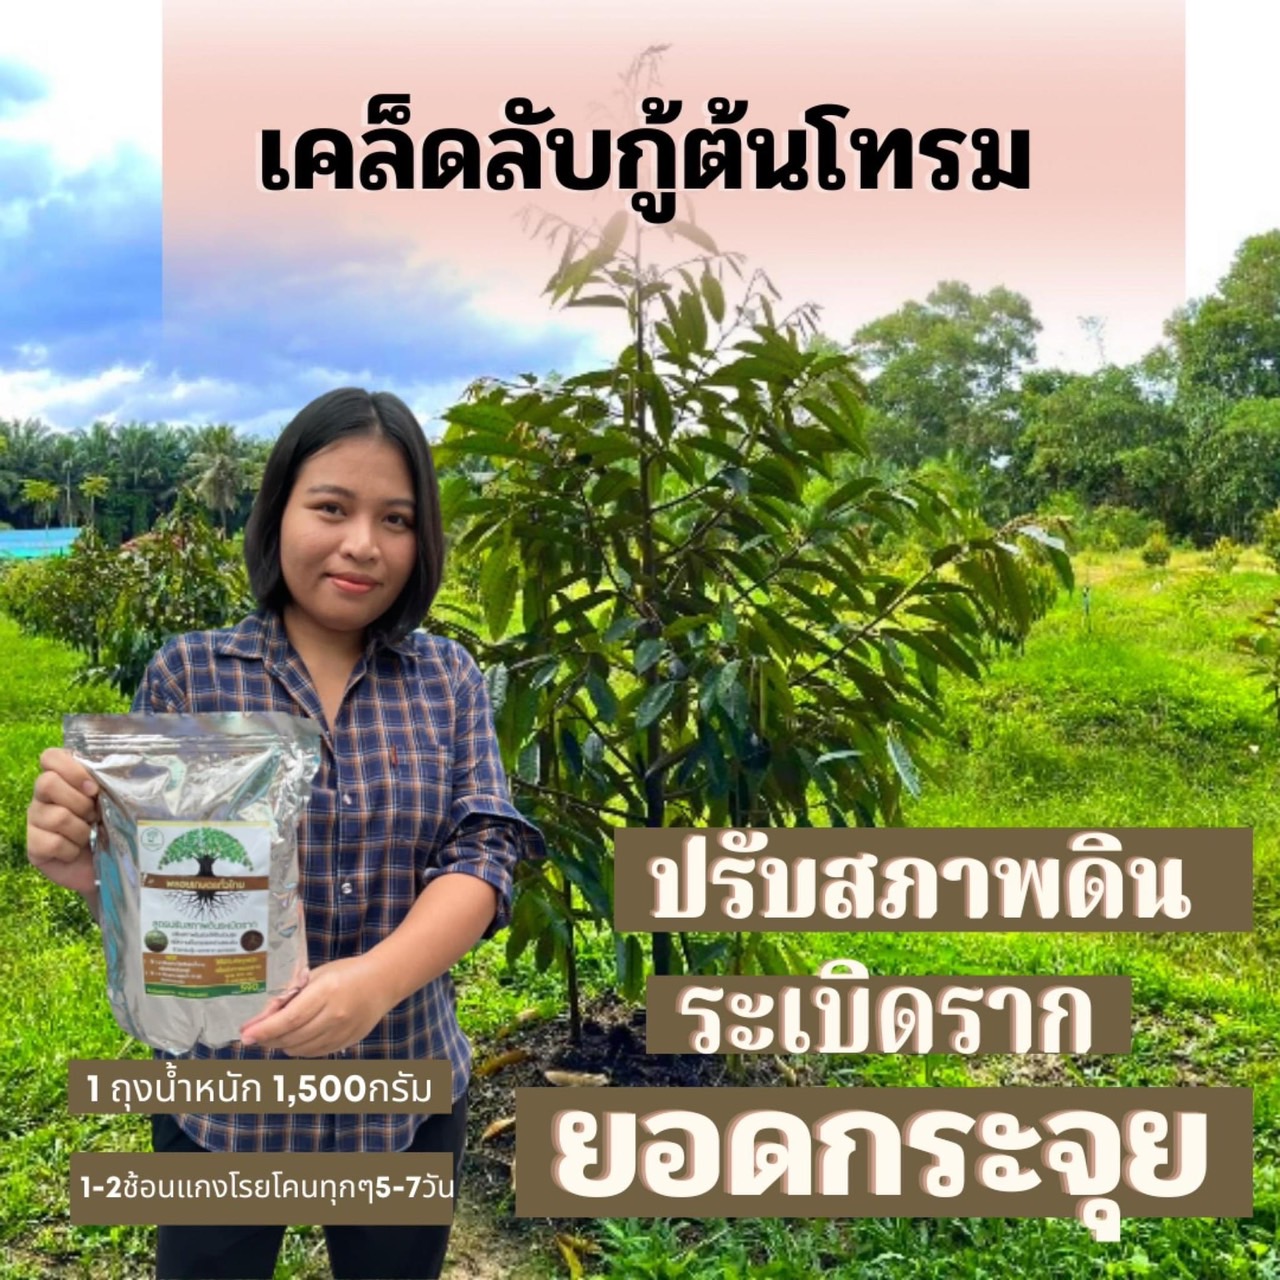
[584, 551, 1280, 1279]
[3, 550, 1280, 1278]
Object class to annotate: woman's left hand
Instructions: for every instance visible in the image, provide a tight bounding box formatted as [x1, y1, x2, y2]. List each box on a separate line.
[239, 956, 393, 1056]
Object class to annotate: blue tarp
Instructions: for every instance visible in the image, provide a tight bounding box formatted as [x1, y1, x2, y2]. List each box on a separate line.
[0, 527, 81, 560]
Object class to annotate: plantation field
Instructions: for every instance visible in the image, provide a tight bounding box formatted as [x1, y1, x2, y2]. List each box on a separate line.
[3, 549, 1280, 1278]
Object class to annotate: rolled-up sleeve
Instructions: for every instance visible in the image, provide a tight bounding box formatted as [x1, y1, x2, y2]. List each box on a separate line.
[419, 643, 547, 938]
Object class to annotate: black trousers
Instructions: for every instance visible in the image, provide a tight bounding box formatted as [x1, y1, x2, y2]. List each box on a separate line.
[151, 1094, 468, 1280]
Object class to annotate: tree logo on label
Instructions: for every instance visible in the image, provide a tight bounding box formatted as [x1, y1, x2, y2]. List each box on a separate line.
[157, 827, 253, 919]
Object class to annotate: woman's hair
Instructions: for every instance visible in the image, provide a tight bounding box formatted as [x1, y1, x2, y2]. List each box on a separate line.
[244, 387, 445, 641]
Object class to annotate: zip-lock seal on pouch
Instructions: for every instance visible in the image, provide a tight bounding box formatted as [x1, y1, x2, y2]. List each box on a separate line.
[64, 712, 322, 1054]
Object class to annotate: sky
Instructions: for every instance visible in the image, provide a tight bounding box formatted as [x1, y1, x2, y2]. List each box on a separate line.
[0, 0, 1272, 435]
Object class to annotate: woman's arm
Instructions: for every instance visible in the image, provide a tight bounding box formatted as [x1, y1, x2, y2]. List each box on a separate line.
[239, 872, 498, 1055]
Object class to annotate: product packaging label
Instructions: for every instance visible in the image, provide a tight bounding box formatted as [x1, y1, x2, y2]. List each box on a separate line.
[137, 821, 272, 997]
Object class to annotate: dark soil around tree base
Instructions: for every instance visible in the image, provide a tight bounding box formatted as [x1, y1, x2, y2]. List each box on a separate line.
[456, 989, 815, 1271]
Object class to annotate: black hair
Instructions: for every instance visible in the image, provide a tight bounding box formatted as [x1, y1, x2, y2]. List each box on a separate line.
[244, 387, 445, 642]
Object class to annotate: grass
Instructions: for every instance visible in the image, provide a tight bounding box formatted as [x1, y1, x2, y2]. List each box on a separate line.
[4, 550, 1280, 1277]
[580, 552, 1280, 1278]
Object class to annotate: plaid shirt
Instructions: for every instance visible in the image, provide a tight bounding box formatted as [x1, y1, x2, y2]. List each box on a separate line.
[130, 609, 545, 1153]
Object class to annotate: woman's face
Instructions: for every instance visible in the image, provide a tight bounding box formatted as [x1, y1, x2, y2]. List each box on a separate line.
[278, 433, 417, 649]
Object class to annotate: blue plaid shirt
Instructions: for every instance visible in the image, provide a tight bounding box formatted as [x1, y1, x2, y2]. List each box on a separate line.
[131, 609, 545, 1152]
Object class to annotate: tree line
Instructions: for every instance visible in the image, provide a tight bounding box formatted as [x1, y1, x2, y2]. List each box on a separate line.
[5, 229, 1280, 551]
[0, 421, 271, 541]
[852, 229, 1280, 546]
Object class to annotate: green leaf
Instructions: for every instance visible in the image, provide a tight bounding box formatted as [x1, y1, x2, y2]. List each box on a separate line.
[635, 638, 665, 674]
[559, 725, 583, 778]
[586, 670, 618, 723]
[485, 663, 509, 713]
[442, 402, 515, 433]
[616, 934, 647, 1000]
[564, 294, 628, 309]
[818, 474, 880, 516]
[663, 613, 716, 639]
[583, 731, 605, 768]
[993, 546, 1032, 633]
[636, 681, 675, 729]
[599, 210, 630, 260]
[517, 740, 541, 783]
[478, 534, 518, 641]
[534, 925, 557, 972]
[641, 372, 675, 441]
[886, 725, 922, 799]
[670, 220, 718, 254]
[701, 271, 726, 324]
[589, 469, 636, 507]
[677, 290, 709, 355]
[654, 321, 685, 362]
[530, 657, 561, 690]
[603, 615, 641, 644]
[716, 659, 742, 699]
[717, 679, 750, 730]
[719, 599, 738, 642]
[799, 395, 866, 452]
[559, 850, 612, 921]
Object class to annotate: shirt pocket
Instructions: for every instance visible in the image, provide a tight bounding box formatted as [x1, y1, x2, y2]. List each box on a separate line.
[392, 738, 451, 882]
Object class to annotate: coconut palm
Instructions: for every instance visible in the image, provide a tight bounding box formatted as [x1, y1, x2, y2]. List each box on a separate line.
[185, 424, 249, 533]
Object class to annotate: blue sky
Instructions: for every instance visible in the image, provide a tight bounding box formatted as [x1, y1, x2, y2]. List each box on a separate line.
[0, 0, 1275, 434]
[0, 6, 593, 434]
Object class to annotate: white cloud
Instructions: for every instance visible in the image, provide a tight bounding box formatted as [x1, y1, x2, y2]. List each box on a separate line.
[1186, 0, 1280, 298]
[0, 1, 161, 173]
[0, 363, 147, 424]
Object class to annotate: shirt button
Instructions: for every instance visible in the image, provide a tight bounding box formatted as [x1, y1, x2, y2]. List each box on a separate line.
[342, 793, 353, 806]
[340, 881, 354, 895]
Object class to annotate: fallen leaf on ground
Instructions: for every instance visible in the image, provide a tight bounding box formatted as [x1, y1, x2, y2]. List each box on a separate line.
[480, 1116, 517, 1142]
[556, 1234, 585, 1279]
[474, 1048, 532, 1077]
[496, 1008, 545, 1039]
[544, 1069, 609, 1087]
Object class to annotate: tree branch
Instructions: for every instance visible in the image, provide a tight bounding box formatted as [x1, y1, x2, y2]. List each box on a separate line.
[510, 777, 642, 826]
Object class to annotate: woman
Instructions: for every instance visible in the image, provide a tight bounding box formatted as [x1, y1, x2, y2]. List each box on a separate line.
[26, 387, 544, 1279]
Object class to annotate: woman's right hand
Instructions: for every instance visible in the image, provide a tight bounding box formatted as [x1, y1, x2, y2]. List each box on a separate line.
[27, 748, 101, 900]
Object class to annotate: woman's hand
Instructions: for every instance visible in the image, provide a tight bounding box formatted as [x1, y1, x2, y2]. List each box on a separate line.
[27, 748, 100, 900]
[238, 956, 394, 1057]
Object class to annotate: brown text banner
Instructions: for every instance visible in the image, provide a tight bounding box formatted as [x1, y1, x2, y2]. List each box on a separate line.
[613, 828, 1252, 932]
[645, 968, 1132, 1054]
[67, 1059, 451, 1114]
[71, 1153, 454, 1225]
[515, 1086, 1253, 1239]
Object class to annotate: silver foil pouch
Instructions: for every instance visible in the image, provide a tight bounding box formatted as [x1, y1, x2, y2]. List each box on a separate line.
[64, 712, 322, 1054]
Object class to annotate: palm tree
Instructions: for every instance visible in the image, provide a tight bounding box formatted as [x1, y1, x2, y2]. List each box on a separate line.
[0, 420, 52, 525]
[115, 422, 173, 537]
[186, 424, 248, 533]
[20, 478, 60, 530]
[47, 433, 79, 526]
[80, 474, 111, 529]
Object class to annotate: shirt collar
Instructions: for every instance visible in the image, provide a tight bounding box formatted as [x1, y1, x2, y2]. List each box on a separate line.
[214, 609, 419, 664]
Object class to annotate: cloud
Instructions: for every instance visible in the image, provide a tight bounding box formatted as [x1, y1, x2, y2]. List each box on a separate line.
[0, 60, 48, 119]
[0, 145, 161, 378]
[0, 128, 597, 430]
